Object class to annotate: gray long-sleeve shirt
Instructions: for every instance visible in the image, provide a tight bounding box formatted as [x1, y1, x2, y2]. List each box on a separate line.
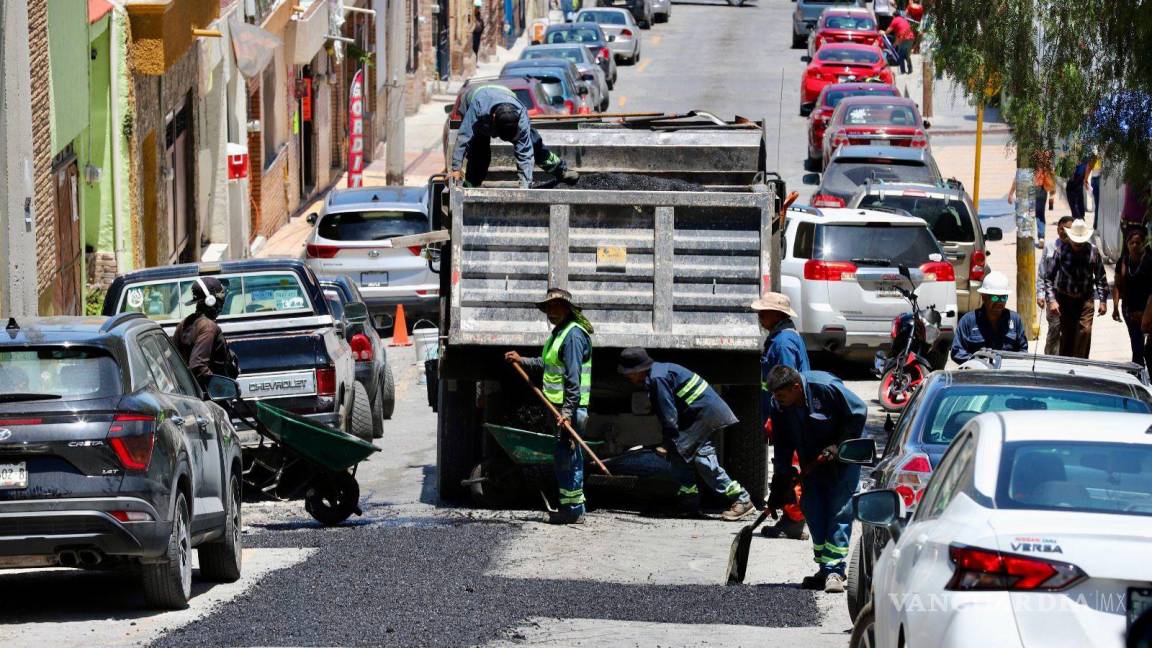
[450, 85, 534, 186]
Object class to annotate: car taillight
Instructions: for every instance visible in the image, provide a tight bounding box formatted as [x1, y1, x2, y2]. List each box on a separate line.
[890, 315, 901, 339]
[920, 261, 955, 282]
[598, 47, 611, 61]
[564, 99, 576, 114]
[892, 452, 931, 509]
[620, 29, 633, 38]
[831, 131, 850, 150]
[815, 35, 825, 50]
[305, 244, 341, 259]
[811, 194, 846, 208]
[316, 368, 337, 396]
[350, 333, 373, 361]
[107, 414, 156, 472]
[0, 418, 43, 426]
[415, 289, 439, 296]
[947, 545, 1087, 592]
[408, 245, 423, 256]
[970, 250, 987, 281]
[577, 103, 591, 115]
[911, 130, 928, 148]
[803, 260, 857, 281]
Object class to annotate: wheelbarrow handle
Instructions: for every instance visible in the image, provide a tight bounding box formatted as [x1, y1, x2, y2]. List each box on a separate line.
[510, 362, 612, 476]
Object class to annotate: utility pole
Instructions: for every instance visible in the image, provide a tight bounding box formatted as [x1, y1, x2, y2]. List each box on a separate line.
[384, 0, 407, 185]
[0, 0, 39, 316]
[1016, 0, 1044, 341]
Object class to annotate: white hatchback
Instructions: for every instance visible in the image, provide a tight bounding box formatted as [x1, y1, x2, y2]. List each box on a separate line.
[851, 411, 1152, 648]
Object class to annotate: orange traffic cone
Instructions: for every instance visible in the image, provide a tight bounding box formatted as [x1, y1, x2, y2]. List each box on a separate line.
[390, 305, 412, 347]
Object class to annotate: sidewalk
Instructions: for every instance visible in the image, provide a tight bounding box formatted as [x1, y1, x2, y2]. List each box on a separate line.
[901, 52, 1011, 137]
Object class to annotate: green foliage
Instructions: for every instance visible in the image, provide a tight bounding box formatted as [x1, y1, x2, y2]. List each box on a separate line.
[84, 286, 106, 316]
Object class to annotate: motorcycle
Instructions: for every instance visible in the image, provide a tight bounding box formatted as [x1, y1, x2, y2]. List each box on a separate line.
[873, 266, 953, 412]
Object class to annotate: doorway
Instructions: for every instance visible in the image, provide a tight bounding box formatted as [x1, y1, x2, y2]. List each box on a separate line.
[165, 97, 195, 264]
[51, 146, 82, 315]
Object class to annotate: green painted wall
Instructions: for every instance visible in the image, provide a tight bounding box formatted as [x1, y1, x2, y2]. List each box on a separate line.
[80, 19, 115, 254]
[47, 0, 90, 154]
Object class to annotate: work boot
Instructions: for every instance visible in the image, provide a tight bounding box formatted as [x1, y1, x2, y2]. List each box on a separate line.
[760, 517, 809, 540]
[824, 573, 847, 594]
[547, 511, 586, 525]
[800, 569, 828, 590]
[721, 499, 757, 522]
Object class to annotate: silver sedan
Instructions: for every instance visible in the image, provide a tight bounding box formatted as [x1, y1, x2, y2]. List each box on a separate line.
[573, 9, 642, 65]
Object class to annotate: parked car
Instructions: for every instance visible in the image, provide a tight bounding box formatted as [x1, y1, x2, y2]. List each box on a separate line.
[801, 43, 893, 115]
[650, 0, 671, 23]
[0, 315, 245, 609]
[501, 59, 592, 114]
[849, 182, 1003, 313]
[791, 0, 867, 49]
[104, 259, 370, 442]
[845, 352, 1152, 624]
[594, 0, 652, 29]
[822, 96, 930, 168]
[304, 186, 438, 328]
[521, 47, 610, 111]
[321, 275, 396, 437]
[808, 82, 902, 169]
[851, 410, 1152, 648]
[779, 206, 957, 363]
[444, 76, 565, 121]
[807, 6, 881, 59]
[813, 145, 942, 207]
[570, 11, 641, 65]
[542, 22, 620, 75]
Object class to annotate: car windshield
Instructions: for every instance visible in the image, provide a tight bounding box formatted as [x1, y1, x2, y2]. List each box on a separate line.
[821, 159, 935, 195]
[825, 16, 875, 30]
[546, 28, 603, 44]
[842, 103, 919, 126]
[825, 87, 899, 108]
[579, 10, 627, 24]
[525, 48, 584, 64]
[117, 272, 314, 323]
[997, 442, 1152, 517]
[815, 223, 941, 265]
[858, 193, 977, 242]
[0, 347, 121, 401]
[517, 69, 573, 95]
[817, 48, 881, 65]
[921, 386, 1150, 446]
[318, 211, 429, 242]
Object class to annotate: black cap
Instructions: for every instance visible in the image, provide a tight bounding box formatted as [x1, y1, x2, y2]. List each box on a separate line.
[492, 103, 521, 140]
[186, 276, 226, 306]
[617, 347, 654, 375]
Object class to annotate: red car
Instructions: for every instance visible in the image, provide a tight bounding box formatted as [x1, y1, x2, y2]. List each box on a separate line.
[808, 82, 902, 169]
[800, 43, 893, 115]
[445, 76, 565, 121]
[821, 95, 930, 168]
[807, 7, 882, 59]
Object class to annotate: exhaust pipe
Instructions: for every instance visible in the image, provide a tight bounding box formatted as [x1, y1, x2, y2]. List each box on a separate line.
[77, 550, 103, 567]
[57, 551, 79, 568]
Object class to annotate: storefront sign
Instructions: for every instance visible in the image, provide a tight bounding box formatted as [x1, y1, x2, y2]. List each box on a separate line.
[347, 68, 365, 188]
[302, 78, 313, 123]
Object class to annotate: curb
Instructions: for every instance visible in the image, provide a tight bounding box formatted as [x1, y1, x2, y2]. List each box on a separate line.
[931, 125, 1013, 137]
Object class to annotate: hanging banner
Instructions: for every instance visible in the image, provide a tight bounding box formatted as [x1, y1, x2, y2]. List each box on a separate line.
[347, 68, 365, 188]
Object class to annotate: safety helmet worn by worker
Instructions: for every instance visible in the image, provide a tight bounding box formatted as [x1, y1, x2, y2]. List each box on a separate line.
[977, 271, 1011, 296]
[492, 103, 521, 141]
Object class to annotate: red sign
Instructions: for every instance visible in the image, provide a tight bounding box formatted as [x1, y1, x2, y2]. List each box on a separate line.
[302, 78, 313, 123]
[347, 68, 365, 188]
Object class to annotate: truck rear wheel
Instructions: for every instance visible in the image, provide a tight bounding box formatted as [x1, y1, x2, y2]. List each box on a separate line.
[350, 381, 375, 442]
[722, 385, 767, 504]
[437, 379, 481, 502]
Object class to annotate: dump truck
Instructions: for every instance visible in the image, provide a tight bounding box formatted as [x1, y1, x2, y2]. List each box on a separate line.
[431, 113, 784, 505]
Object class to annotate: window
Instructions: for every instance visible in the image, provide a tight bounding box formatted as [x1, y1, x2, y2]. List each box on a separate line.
[547, 28, 604, 44]
[858, 194, 977, 243]
[814, 223, 942, 266]
[118, 272, 315, 323]
[825, 16, 875, 30]
[842, 104, 919, 126]
[317, 211, 430, 241]
[261, 66, 279, 166]
[580, 10, 627, 24]
[817, 48, 881, 65]
[821, 159, 937, 197]
[141, 338, 179, 395]
[792, 221, 816, 259]
[0, 347, 122, 401]
[997, 442, 1152, 517]
[825, 87, 899, 109]
[144, 334, 201, 398]
[917, 434, 976, 520]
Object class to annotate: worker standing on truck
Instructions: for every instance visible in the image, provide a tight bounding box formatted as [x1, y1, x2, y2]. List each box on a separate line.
[173, 277, 240, 390]
[617, 348, 758, 522]
[505, 288, 592, 524]
[764, 365, 866, 594]
[752, 291, 809, 541]
[448, 85, 579, 189]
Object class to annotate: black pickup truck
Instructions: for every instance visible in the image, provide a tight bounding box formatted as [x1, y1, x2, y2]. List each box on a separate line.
[103, 259, 372, 444]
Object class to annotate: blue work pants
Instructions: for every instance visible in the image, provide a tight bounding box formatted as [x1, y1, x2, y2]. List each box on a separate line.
[800, 464, 860, 577]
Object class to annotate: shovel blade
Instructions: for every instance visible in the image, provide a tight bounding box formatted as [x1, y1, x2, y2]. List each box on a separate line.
[725, 525, 754, 585]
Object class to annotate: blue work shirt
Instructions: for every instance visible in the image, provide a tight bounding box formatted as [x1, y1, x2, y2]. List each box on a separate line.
[950, 306, 1028, 364]
[771, 371, 867, 478]
[645, 362, 735, 441]
[761, 318, 810, 427]
[450, 85, 535, 186]
[521, 318, 592, 420]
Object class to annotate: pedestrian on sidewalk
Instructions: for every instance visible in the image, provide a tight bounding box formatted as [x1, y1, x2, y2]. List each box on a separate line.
[1042, 219, 1109, 358]
[950, 271, 1028, 364]
[505, 288, 593, 524]
[885, 11, 915, 74]
[471, 3, 484, 57]
[1113, 228, 1151, 365]
[751, 291, 809, 541]
[764, 366, 866, 594]
[617, 348, 758, 522]
[1037, 216, 1075, 354]
[1008, 150, 1056, 248]
[1065, 153, 1093, 223]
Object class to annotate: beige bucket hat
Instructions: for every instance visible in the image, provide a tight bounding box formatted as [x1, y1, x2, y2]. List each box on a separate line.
[750, 291, 798, 318]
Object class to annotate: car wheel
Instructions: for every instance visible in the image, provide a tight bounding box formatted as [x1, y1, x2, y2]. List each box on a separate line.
[198, 472, 243, 583]
[847, 536, 867, 622]
[379, 362, 396, 421]
[849, 602, 876, 648]
[791, 32, 806, 49]
[371, 382, 385, 439]
[350, 381, 375, 442]
[142, 491, 192, 610]
[305, 470, 360, 526]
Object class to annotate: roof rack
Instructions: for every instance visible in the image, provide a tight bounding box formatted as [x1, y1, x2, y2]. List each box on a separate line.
[968, 349, 1151, 385]
[100, 312, 148, 333]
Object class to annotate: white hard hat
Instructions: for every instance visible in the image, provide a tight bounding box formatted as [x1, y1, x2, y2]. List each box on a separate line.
[977, 271, 1010, 296]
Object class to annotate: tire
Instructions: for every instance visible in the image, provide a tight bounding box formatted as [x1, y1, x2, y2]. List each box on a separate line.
[198, 473, 243, 583]
[142, 492, 192, 610]
[379, 363, 396, 421]
[350, 381, 375, 441]
[370, 383, 385, 439]
[877, 361, 929, 412]
[849, 602, 877, 648]
[791, 32, 806, 49]
[722, 385, 768, 504]
[847, 536, 867, 622]
[305, 471, 360, 526]
[655, 11, 667, 23]
[436, 379, 481, 501]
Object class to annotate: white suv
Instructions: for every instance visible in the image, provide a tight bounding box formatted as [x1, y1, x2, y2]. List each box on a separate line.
[780, 207, 958, 362]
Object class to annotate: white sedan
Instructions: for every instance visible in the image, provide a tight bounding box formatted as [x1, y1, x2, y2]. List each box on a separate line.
[849, 411, 1152, 648]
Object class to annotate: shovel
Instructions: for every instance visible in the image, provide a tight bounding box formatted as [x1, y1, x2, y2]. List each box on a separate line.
[725, 454, 827, 585]
[510, 362, 611, 476]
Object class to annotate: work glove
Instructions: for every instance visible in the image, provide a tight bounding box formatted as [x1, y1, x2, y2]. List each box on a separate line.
[820, 444, 839, 462]
[766, 470, 797, 511]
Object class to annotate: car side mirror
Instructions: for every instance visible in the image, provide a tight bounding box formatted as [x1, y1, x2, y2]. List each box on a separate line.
[344, 301, 369, 324]
[837, 438, 877, 465]
[444, 104, 454, 114]
[306, 212, 319, 225]
[801, 55, 812, 63]
[985, 227, 1003, 242]
[335, 320, 347, 339]
[854, 490, 904, 542]
[922, 120, 931, 129]
[206, 375, 240, 402]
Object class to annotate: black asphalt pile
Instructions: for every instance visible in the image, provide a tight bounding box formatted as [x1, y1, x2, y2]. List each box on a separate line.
[153, 522, 819, 648]
[534, 172, 706, 191]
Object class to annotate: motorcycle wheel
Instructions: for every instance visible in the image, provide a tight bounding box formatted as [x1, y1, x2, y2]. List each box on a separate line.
[877, 361, 929, 412]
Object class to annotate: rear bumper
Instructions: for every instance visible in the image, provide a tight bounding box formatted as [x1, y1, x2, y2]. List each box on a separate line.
[804, 327, 952, 360]
[0, 497, 169, 560]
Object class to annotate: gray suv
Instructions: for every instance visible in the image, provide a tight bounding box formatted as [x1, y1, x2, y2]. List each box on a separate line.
[792, 0, 866, 48]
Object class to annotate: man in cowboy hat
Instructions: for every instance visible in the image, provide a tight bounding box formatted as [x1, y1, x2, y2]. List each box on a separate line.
[752, 291, 809, 540]
[617, 347, 757, 521]
[1037, 216, 1076, 354]
[505, 288, 593, 524]
[951, 271, 1028, 364]
[173, 276, 239, 390]
[1042, 218, 1109, 358]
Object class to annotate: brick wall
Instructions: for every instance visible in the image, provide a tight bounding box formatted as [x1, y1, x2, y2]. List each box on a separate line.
[27, 0, 55, 302]
[247, 78, 263, 241]
[258, 149, 289, 239]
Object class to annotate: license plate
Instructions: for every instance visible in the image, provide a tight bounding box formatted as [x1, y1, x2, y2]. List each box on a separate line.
[237, 371, 317, 400]
[838, 76, 856, 83]
[875, 282, 901, 298]
[361, 272, 389, 288]
[1129, 587, 1152, 627]
[871, 139, 888, 146]
[0, 462, 27, 490]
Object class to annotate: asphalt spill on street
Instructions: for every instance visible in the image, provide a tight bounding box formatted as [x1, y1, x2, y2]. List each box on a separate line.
[152, 520, 820, 647]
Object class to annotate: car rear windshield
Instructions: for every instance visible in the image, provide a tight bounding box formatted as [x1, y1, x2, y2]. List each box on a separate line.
[858, 194, 977, 242]
[579, 10, 627, 24]
[921, 386, 1149, 446]
[0, 347, 121, 401]
[817, 48, 881, 65]
[825, 87, 899, 108]
[815, 223, 941, 266]
[117, 272, 315, 323]
[821, 159, 935, 196]
[825, 16, 875, 30]
[841, 103, 919, 126]
[318, 211, 429, 242]
[997, 442, 1152, 517]
[546, 28, 603, 44]
[525, 48, 584, 65]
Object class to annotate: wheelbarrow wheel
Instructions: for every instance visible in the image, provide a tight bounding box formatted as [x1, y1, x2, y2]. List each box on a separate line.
[305, 471, 361, 526]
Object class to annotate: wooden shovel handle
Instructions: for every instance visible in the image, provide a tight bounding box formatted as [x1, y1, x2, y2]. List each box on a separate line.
[511, 362, 611, 476]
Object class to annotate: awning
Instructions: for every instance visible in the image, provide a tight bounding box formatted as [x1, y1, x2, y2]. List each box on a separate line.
[292, 0, 332, 64]
[230, 16, 282, 79]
